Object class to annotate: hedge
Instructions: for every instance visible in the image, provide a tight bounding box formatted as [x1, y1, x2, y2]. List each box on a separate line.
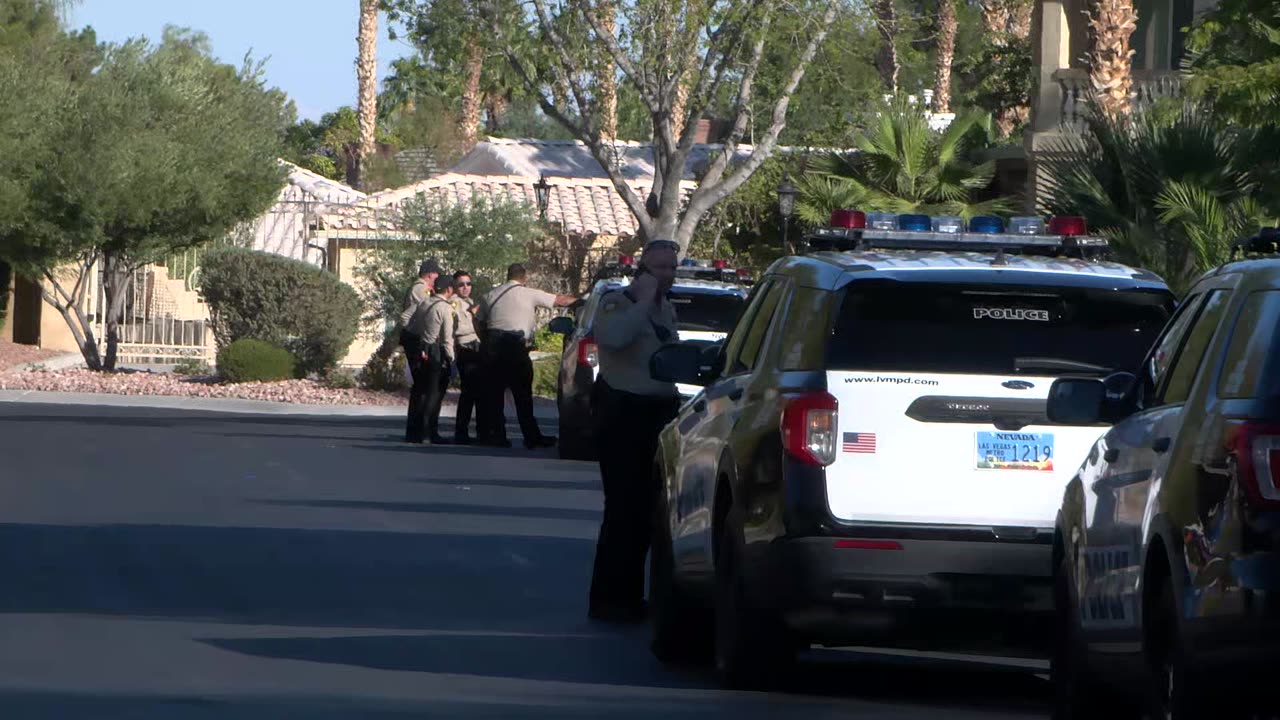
[217, 339, 297, 383]
[200, 247, 362, 376]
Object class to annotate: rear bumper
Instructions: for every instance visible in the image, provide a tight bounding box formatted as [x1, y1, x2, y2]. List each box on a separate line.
[755, 531, 1054, 653]
[1187, 551, 1280, 670]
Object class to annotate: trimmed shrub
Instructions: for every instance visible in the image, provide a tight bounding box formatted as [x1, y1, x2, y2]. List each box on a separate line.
[200, 247, 362, 376]
[532, 357, 558, 399]
[360, 349, 409, 392]
[217, 339, 297, 383]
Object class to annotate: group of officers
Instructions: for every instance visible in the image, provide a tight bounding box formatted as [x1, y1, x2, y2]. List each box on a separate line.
[398, 258, 575, 448]
[398, 242, 687, 626]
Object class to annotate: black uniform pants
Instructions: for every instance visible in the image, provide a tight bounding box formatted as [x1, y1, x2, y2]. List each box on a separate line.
[588, 379, 681, 613]
[455, 345, 483, 440]
[481, 332, 542, 443]
[404, 332, 449, 443]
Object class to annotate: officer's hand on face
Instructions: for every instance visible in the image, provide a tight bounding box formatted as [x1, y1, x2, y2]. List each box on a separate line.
[630, 270, 660, 304]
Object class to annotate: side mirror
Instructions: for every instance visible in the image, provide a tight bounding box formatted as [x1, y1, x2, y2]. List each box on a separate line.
[548, 316, 575, 335]
[1046, 377, 1107, 425]
[650, 343, 704, 386]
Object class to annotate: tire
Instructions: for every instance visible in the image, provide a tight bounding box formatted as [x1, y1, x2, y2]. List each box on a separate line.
[649, 500, 712, 666]
[713, 505, 796, 690]
[1147, 575, 1211, 720]
[1052, 556, 1133, 720]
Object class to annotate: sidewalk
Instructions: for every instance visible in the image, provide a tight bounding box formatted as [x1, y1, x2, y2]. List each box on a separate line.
[0, 388, 558, 420]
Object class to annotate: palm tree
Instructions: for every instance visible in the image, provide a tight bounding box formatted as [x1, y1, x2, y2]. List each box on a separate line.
[1038, 102, 1272, 291]
[596, 0, 617, 141]
[875, 0, 900, 94]
[460, 34, 484, 148]
[1086, 0, 1138, 117]
[799, 103, 1015, 222]
[934, 0, 957, 113]
[356, 0, 379, 189]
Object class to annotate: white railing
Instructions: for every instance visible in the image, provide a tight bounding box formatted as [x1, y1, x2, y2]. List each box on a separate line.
[1052, 68, 1185, 130]
[86, 258, 216, 365]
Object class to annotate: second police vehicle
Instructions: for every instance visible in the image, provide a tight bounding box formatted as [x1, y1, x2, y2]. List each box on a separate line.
[643, 210, 1178, 688]
[549, 255, 752, 460]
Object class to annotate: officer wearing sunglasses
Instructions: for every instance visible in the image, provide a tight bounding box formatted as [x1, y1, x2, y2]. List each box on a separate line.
[587, 238, 682, 623]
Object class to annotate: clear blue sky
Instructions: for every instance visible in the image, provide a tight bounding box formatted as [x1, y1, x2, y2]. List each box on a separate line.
[70, 1, 415, 122]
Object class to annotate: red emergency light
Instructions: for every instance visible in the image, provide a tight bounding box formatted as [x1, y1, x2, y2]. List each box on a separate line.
[618, 254, 634, 266]
[829, 209, 868, 229]
[712, 259, 728, 269]
[1047, 216, 1088, 237]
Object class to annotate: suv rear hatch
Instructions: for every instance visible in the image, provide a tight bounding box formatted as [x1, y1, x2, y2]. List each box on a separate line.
[823, 280, 1173, 528]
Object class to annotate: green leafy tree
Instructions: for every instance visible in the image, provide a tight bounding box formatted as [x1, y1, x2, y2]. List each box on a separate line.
[355, 195, 544, 331]
[1038, 102, 1273, 292]
[798, 101, 1014, 223]
[1184, 0, 1280, 128]
[0, 26, 288, 370]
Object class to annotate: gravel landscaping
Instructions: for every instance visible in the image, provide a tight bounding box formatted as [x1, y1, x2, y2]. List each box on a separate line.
[0, 365, 408, 407]
[0, 340, 65, 374]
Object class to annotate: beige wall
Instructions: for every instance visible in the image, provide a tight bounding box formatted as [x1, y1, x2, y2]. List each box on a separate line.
[336, 246, 388, 368]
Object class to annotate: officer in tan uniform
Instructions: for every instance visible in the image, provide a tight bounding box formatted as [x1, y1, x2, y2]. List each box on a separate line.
[475, 263, 576, 449]
[398, 258, 443, 389]
[404, 274, 456, 445]
[450, 270, 484, 444]
[586, 239, 682, 623]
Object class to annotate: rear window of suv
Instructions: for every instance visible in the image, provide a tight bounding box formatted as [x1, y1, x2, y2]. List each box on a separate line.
[668, 291, 746, 333]
[827, 281, 1174, 375]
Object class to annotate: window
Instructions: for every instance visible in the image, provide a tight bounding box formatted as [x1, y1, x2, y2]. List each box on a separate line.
[667, 291, 747, 334]
[720, 279, 773, 374]
[730, 280, 788, 374]
[779, 286, 833, 371]
[1158, 290, 1231, 405]
[1142, 292, 1204, 399]
[1220, 290, 1280, 399]
[825, 282, 1174, 375]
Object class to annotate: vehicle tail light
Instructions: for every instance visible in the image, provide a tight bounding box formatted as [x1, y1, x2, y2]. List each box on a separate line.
[1228, 421, 1280, 508]
[830, 209, 867, 229]
[618, 254, 634, 266]
[781, 392, 838, 466]
[1048, 216, 1088, 236]
[577, 336, 599, 368]
[712, 259, 728, 269]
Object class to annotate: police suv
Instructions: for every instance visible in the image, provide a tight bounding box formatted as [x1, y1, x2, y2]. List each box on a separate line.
[643, 210, 1177, 688]
[548, 255, 751, 460]
[1047, 229, 1280, 719]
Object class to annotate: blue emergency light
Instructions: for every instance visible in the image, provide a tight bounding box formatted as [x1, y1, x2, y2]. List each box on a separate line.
[969, 216, 1004, 234]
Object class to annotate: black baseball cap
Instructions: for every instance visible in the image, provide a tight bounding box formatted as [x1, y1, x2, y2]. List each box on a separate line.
[419, 258, 443, 276]
[433, 275, 454, 293]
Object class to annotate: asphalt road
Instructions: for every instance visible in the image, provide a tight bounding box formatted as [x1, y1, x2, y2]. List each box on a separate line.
[0, 402, 1051, 719]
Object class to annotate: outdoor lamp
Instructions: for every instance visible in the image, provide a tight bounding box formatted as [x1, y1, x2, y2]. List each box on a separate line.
[534, 175, 552, 220]
[777, 173, 799, 255]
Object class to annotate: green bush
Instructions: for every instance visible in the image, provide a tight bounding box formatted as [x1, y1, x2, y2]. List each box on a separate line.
[360, 348, 409, 392]
[532, 357, 558, 399]
[172, 357, 212, 376]
[200, 247, 362, 376]
[217, 339, 297, 383]
[326, 367, 358, 389]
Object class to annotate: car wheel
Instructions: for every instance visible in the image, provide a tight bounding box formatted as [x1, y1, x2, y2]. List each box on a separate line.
[1148, 574, 1209, 720]
[713, 505, 795, 690]
[649, 499, 712, 666]
[1052, 555, 1132, 720]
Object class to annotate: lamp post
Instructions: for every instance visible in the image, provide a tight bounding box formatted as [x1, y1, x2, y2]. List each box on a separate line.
[777, 173, 798, 255]
[534, 175, 551, 221]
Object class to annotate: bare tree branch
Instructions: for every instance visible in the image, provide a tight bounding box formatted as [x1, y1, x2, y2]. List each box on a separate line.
[680, 0, 840, 237]
[578, 2, 660, 110]
[696, 6, 775, 191]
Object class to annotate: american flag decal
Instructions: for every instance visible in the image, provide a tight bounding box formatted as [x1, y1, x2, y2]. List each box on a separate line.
[842, 432, 877, 454]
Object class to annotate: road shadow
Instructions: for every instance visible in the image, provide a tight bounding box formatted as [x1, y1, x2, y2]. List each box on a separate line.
[255, 499, 600, 523]
[406, 476, 600, 491]
[0, 522, 594, 632]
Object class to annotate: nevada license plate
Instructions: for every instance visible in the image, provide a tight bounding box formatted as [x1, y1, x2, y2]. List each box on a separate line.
[975, 431, 1055, 471]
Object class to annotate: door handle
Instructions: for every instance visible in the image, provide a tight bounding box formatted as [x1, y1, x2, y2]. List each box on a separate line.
[1104, 448, 1120, 463]
[1152, 437, 1172, 454]
[728, 388, 744, 402]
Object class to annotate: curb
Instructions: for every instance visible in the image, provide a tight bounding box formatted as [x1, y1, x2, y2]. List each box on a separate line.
[0, 389, 559, 420]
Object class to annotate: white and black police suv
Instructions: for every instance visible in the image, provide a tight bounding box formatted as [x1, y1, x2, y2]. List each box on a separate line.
[643, 210, 1177, 689]
[547, 254, 752, 460]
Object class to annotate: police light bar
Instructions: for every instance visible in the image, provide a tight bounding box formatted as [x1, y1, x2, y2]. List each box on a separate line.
[1230, 226, 1280, 258]
[806, 209, 1109, 258]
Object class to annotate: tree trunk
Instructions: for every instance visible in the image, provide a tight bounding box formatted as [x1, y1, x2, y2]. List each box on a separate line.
[982, 0, 1011, 41]
[1087, 0, 1137, 117]
[484, 93, 508, 134]
[597, 0, 618, 142]
[934, 0, 957, 114]
[356, 0, 379, 190]
[460, 36, 485, 150]
[99, 254, 134, 371]
[39, 267, 103, 371]
[671, 72, 691, 141]
[875, 0, 900, 95]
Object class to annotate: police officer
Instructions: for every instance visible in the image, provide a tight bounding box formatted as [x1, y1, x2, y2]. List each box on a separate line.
[475, 263, 576, 449]
[404, 274, 457, 445]
[450, 270, 483, 445]
[398, 258, 443, 392]
[586, 239, 682, 623]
